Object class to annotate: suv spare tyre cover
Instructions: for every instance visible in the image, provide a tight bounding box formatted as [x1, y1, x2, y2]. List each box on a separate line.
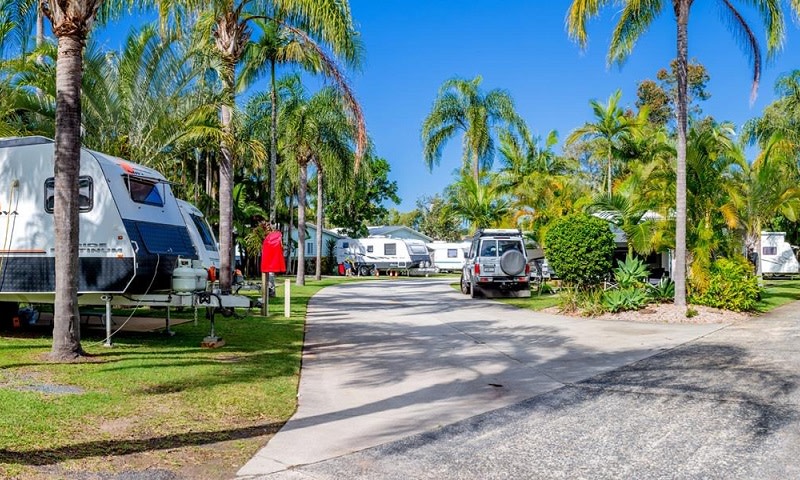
[500, 250, 526, 276]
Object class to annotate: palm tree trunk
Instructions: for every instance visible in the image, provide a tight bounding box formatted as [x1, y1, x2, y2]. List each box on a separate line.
[269, 59, 278, 225]
[473, 151, 480, 183]
[607, 145, 613, 195]
[194, 149, 200, 205]
[286, 194, 293, 274]
[673, 2, 689, 307]
[51, 33, 84, 361]
[219, 60, 236, 293]
[296, 161, 308, 285]
[315, 163, 323, 280]
[36, 7, 44, 47]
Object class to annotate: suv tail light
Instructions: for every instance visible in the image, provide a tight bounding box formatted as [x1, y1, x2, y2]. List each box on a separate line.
[474, 264, 480, 274]
[525, 264, 530, 275]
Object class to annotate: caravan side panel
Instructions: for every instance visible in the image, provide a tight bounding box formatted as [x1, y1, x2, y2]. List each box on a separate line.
[0, 139, 139, 296]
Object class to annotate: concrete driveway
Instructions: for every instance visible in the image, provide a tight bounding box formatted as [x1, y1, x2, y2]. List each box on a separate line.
[237, 278, 740, 478]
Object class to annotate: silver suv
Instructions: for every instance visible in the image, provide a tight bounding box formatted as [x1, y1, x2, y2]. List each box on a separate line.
[461, 229, 531, 298]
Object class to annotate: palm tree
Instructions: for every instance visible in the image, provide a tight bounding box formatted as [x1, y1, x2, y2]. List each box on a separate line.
[566, 90, 644, 195]
[160, 0, 365, 292]
[240, 18, 361, 226]
[39, 0, 105, 360]
[278, 77, 354, 285]
[497, 127, 585, 245]
[726, 133, 800, 276]
[422, 75, 525, 183]
[742, 70, 800, 154]
[568, 0, 794, 307]
[446, 173, 510, 231]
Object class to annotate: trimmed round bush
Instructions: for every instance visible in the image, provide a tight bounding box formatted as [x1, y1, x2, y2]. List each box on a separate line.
[545, 214, 615, 288]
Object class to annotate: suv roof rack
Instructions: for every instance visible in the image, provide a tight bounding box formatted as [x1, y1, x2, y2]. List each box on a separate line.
[475, 228, 522, 236]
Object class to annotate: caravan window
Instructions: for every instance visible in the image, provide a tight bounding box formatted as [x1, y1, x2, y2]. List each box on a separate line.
[763, 246, 778, 256]
[45, 176, 93, 213]
[447, 249, 458, 258]
[384, 243, 397, 255]
[367, 245, 374, 253]
[190, 214, 217, 251]
[126, 177, 164, 207]
[408, 244, 428, 255]
[342, 242, 349, 249]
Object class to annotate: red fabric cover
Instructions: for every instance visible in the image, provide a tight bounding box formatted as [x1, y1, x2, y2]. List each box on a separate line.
[261, 231, 286, 273]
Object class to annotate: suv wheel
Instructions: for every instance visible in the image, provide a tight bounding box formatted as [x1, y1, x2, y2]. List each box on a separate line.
[470, 279, 480, 298]
[460, 272, 471, 294]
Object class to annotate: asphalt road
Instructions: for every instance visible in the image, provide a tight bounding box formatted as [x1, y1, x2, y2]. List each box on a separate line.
[234, 278, 798, 479]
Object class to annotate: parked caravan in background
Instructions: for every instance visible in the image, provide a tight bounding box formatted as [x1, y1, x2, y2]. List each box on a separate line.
[760, 232, 799, 276]
[427, 241, 470, 272]
[0, 136, 249, 318]
[334, 237, 434, 275]
[177, 199, 220, 272]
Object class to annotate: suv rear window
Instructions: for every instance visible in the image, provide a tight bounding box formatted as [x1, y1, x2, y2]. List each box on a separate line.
[479, 239, 523, 257]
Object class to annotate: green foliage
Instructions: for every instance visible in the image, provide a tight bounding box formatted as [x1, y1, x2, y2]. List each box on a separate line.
[685, 307, 699, 318]
[690, 256, 762, 312]
[602, 286, 649, 313]
[411, 194, 465, 241]
[648, 277, 675, 303]
[545, 214, 615, 287]
[326, 156, 400, 238]
[614, 254, 650, 288]
[558, 286, 606, 316]
[635, 60, 711, 126]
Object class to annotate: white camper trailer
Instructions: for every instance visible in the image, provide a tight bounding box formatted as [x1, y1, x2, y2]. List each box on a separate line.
[760, 232, 799, 276]
[334, 237, 434, 275]
[0, 137, 248, 313]
[427, 241, 470, 272]
[177, 199, 220, 272]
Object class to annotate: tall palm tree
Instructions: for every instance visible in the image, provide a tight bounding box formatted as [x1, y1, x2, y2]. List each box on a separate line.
[278, 77, 354, 285]
[422, 75, 525, 183]
[566, 90, 644, 195]
[40, 0, 104, 360]
[161, 0, 364, 292]
[568, 0, 794, 307]
[240, 18, 361, 226]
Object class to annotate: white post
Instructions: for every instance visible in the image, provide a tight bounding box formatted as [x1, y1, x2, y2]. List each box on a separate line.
[284, 279, 291, 318]
[103, 296, 113, 347]
[261, 272, 268, 317]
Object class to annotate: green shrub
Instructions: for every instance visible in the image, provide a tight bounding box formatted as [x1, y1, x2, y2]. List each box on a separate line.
[557, 286, 606, 315]
[690, 256, 761, 312]
[602, 287, 649, 313]
[685, 307, 698, 318]
[614, 255, 650, 288]
[545, 214, 615, 288]
[647, 278, 675, 303]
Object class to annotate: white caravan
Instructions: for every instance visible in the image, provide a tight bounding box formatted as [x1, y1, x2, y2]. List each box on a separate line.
[760, 232, 799, 276]
[334, 237, 433, 275]
[427, 241, 470, 272]
[0, 136, 248, 315]
[177, 199, 220, 272]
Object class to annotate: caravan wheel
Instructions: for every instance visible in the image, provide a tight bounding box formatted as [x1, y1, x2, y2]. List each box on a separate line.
[358, 265, 371, 277]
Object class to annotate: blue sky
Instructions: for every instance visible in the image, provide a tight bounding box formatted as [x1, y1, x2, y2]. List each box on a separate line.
[336, 1, 800, 211]
[95, 2, 800, 212]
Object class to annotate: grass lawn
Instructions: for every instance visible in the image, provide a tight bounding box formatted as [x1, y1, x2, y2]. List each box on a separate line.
[758, 279, 800, 313]
[0, 275, 359, 479]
